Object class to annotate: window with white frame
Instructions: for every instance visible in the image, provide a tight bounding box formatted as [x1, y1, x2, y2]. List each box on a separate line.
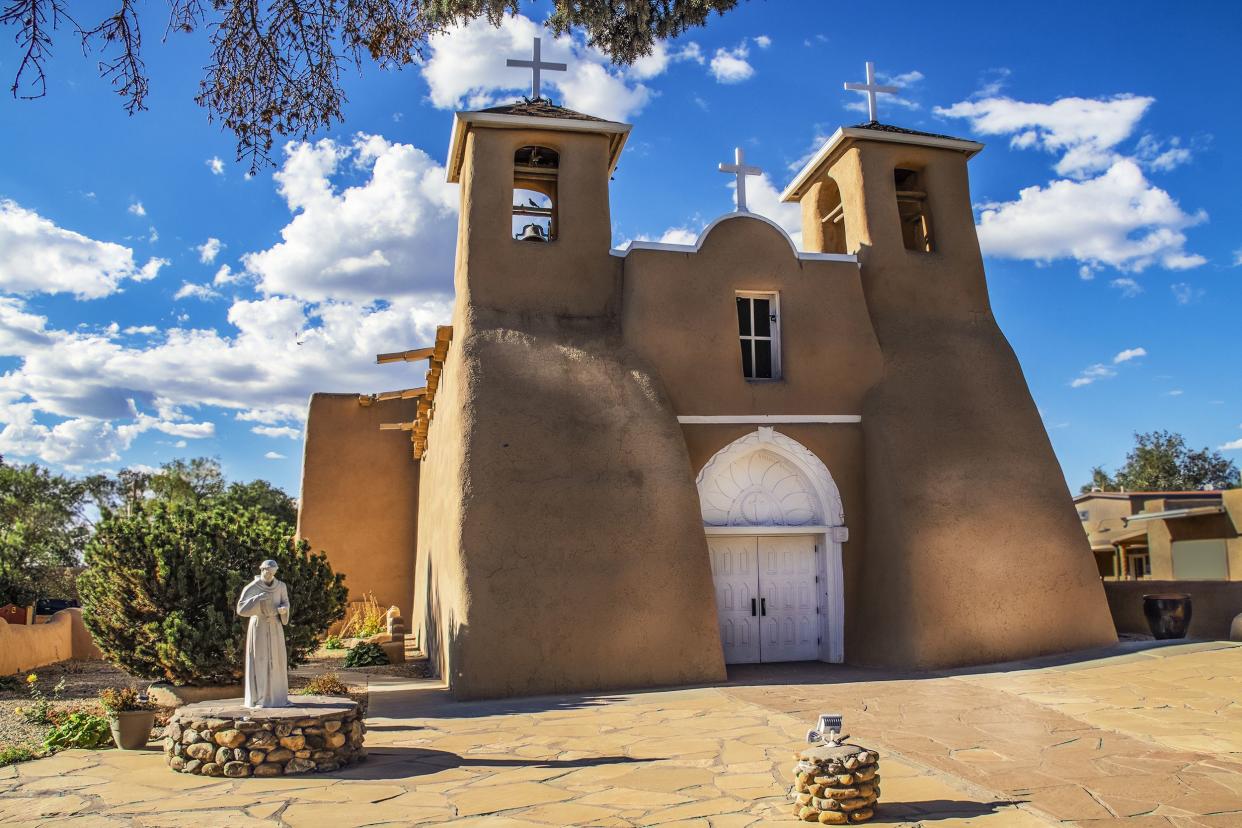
[736, 292, 780, 380]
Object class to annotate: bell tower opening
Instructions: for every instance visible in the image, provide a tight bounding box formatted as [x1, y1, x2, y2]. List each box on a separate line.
[894, 167, 933, 253]
[815, 176, 848, 254]
[513, 145, 558, 242]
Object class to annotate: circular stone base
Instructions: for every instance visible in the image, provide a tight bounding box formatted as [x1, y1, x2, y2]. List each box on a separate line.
[164, 695, 365, 777]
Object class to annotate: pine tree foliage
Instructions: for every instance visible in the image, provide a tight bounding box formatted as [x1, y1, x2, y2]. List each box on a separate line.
[79, 500, 346, 686]
[1, 0, 741, 170]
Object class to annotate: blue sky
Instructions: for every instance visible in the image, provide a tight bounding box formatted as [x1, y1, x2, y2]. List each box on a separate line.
[0, 0, 1238, 495]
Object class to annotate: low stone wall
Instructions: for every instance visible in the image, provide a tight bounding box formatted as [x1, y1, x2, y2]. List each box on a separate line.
[165, 696, 365, 777]
[1105, 580, 1242, 639]
[0, 608, 103, 675]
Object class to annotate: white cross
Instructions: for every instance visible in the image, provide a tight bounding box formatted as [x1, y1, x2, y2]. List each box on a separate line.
[718, 147, 762, 212]
[506, 37, 567, 100]
[844, 61, 899, 122]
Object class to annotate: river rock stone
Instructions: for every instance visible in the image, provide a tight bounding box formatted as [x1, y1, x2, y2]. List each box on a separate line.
[285, 758, 315, 774]
[185, 742, 215, 761]
[214, 729, 246, 748]
[279, 734, 305, 751]
[223, 761, 251, 778]
[254, 763, 283, 777]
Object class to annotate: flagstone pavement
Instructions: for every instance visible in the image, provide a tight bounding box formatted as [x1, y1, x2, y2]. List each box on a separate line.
[2, 640, 1241, 827]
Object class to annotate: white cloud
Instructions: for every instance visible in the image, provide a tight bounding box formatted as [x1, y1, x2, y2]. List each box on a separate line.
[845, 69, 923, 115]
[264, 451, 286, 460]
[1110, 277, 1143, 297]
[128, 201, 146, 217]
[972, 160, 1206, 273]
[207, 157, 225, 175]
[1136, 134, 1191, 172]
[710, 43, 754, 84]
[1113, 347, 1147, 363]
[629, 41, 704, 80]
[745, 174, 805, 248]
[213, 265, 242, 286]
[252, 425, 300, 439]
[1071, 363, 1117, 388]
[0, 398, 213, 471]
[123, 325, 157, 336]
[1166, 389, 1183, 396]
[1171, 282, 1203, 304]
[241, 134, 458, 303]
[174, 282, 221, 301]
[936, 94, 1153, 177]
[753, 35, 772, 49]
[197, 237, 223, 264]
[0, 200, 167, 299]
[420, 14, 655, 122]
[0, 292, 451, 468]
[1220, 438, 1242, 451]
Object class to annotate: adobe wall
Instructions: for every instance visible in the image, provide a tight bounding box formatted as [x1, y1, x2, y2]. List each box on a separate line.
[823, 141, 1116, 668]
[0, 608, 102, 675]
[416, 125, 726, 699]
[296, 393, 421, 622]
[619, 215, 882, 415]
[1105, 580, 1242, 639]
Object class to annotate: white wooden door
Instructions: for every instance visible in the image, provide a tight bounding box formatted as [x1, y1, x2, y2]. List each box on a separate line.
[757, 536, 819, 662]
[708, 537, 760, 664]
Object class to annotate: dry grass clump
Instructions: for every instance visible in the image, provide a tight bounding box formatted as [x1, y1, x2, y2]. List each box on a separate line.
[340, 593, 386, 638]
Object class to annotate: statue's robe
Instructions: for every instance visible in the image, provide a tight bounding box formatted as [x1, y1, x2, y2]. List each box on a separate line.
[236, 577, 290, 708]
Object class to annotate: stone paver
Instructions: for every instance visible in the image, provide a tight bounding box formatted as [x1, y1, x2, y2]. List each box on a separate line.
[1, 642, 1240, 826]
[728, 641, 1242, 826]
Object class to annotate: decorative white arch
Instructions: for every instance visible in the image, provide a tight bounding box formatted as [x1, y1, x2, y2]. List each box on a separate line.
[696, 427, 847, 663]
[697, 427, 844, 528]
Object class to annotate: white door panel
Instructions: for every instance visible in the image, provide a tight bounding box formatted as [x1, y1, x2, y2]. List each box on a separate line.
[710, 535, 820, 664]
[708, 537, 760, 664]
[757, 536, 819, 662]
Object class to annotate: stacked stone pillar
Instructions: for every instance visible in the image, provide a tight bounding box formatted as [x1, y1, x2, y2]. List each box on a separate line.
[791, 742, 881, 824]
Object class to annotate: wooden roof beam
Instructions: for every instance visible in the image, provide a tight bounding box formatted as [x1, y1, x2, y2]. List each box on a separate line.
[376, 346, 435, 365]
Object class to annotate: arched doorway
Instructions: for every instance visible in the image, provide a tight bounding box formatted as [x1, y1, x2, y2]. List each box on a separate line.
[696, 427, 846, 664]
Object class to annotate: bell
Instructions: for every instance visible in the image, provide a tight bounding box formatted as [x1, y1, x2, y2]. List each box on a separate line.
[517, 222, 549, 242]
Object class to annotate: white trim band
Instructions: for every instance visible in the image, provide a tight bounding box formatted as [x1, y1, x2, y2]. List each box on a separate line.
[678, 415, 862, 424]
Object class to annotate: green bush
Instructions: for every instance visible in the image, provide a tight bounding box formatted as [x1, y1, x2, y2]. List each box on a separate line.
[323, 635, 344, 650]
[0, 745, 42, 767]
[343, 642, 389, 668]
[79, 501, 347, 686]
[43, 712, 112, 751]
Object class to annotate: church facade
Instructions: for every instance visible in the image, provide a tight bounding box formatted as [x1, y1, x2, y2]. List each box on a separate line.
[296, 98, 1118, 699]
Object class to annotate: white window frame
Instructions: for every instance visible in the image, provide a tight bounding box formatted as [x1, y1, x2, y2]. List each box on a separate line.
[735, 290, 781, 381]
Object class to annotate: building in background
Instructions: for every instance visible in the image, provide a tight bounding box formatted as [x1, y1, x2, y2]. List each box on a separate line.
[1078, 491, 1242, 580]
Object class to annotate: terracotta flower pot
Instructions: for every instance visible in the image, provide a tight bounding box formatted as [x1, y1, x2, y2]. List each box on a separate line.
[109, 709, 156, 750]
[1142, 593, 1192, 640]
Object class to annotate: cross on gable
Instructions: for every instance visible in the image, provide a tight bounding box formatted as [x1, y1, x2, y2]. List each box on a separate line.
[506, 37, 567, 100]
[844, 61, 899, 122]
[718, 147, 763, 212]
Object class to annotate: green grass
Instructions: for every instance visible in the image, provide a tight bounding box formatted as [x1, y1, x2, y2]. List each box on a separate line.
[0, 744, 43, 767]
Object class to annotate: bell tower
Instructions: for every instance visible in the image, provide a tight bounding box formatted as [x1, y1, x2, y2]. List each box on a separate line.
[445, 98, 629, 319]
[781, 116, 1117, 669]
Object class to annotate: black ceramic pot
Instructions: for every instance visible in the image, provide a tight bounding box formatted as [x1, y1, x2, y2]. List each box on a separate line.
[1142, 593, 1192, 640]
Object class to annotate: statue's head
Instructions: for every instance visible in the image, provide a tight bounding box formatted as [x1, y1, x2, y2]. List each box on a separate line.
[259, 560, 279, 584]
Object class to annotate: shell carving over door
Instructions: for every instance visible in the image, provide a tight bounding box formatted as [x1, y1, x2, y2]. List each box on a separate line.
[697, 428, 843, 528]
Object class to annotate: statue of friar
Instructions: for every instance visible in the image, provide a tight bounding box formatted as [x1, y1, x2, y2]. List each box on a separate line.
[236, 559, 290, 708]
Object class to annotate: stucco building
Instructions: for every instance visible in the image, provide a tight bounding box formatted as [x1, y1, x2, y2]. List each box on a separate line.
[297, 98, 1117, 699]
[1078, 490, 1242, 580]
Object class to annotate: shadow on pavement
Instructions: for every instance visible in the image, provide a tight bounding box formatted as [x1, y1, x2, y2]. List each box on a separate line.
[324, 746, 653, 781]
[871, 799, 1028, 823]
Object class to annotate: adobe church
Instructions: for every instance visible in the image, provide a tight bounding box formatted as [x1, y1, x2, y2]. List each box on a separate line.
[297, 54, 1117, 700]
